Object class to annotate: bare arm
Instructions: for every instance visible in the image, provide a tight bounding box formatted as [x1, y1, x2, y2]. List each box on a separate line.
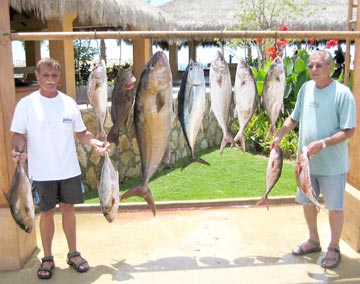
[270, 116, 298, 150]
[76, 130, 110, 155]
[11, 132, 27, 162]
[307, 128, 356, 156]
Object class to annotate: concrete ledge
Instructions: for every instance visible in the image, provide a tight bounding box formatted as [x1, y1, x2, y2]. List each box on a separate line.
[343, 183, 360, 252]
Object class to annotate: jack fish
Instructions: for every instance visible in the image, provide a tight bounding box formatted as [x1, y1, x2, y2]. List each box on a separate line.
[107, 66, 136, 144]
[121, 51, 173, 216]
[233, 59, 259, 151]
[88, 59, 108, 141]
[256, 147, 283, 210]
[295, 146, 327, 213]
[4, 159, 34, 233]
[209, 50, 239, 154]
[178, 59, 209, 169]
[262, 56, 285, 140]
[98, 152, 120, 222]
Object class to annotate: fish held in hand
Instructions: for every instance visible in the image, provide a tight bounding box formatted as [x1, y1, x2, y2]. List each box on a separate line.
[209, 51, 239, 154]
[178, 59, 209, 170]
[107, 66, 136, 145]
[262, 56, 285, 140]
[4, 159, 35, 233]
[98, 152, 120, 222]
[121, 51, 173, 216]
[87, 60, 108, 141]
[233, 59, 259, 151]
[295, 146, 328, 213]
[256, 147, 283, 210]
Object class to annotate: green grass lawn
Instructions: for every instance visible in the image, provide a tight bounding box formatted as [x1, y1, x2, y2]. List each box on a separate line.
[84, 147, 297, 204]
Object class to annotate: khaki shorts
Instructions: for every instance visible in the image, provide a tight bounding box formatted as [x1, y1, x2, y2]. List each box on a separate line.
[33, 175, 84, 212]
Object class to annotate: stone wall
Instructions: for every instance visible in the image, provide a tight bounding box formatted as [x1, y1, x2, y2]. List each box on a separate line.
[77, 87, 231, 192]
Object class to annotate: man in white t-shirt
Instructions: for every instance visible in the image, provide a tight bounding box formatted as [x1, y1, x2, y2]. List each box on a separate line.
[271, 50, 356, 269]
[10, 58, 110, 279]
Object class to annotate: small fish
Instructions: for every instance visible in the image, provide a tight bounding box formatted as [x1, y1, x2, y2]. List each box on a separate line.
[256, 147, 283, 210]
[98, 152, 120, 222]
[262, 56, 285, 140]
[87, 60, 108, 141]
[107, 66, 136, 145]
[209, 50, 239, 154]
[120, 51, 173, 216]
[178, 59, 209, 169]
[4, 159, 34, 233]
[295, 146, 328, 213]
[233, 59, 259, 151]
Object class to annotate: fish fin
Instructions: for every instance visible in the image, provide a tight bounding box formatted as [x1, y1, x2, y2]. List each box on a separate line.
[107, 127, 119, 145]
[156, 92, 165, 113]
[121, 185, 156, 216]
[255, 196, 270, 211]
[220, 135, 240, 154]
[181, 156, 210, 171]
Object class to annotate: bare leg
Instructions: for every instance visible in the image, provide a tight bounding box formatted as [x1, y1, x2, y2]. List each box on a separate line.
[60, 203, 89, 270]
[322, 210, 344, 266]
[292, 205, 320, 254]
[39, 208, 56, 277]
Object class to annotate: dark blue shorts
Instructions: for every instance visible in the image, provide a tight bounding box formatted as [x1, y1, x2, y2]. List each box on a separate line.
[33, 175, 84, 212]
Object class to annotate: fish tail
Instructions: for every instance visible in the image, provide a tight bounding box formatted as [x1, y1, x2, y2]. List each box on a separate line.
[181, 156, 210, 171]
[107, 126, 119, 145]
[220, 135, 240, 154]
[121, 184, 156, 216]
[255, 196, 270, 211]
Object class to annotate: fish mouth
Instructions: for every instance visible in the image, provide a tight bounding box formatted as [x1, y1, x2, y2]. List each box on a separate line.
[24, 226, 33, 233]
[123, 82, 135, 90]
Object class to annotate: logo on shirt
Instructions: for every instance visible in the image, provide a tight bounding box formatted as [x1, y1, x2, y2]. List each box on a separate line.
[62, 117, 72, 124]
[309, 100, 319, 108]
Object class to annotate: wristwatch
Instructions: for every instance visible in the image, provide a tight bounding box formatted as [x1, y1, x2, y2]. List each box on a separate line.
[320, 139, 327, 149]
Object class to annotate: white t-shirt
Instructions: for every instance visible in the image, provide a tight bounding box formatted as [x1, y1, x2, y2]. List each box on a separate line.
[10, 91, 86, 181]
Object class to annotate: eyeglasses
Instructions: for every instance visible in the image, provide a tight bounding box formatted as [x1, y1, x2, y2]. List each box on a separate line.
[307, 63, 327, 69]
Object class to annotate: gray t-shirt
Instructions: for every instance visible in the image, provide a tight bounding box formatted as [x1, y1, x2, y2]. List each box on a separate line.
[291, 80, 356, 175]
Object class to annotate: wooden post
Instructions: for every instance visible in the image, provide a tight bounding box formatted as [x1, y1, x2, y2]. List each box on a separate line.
[47, 13, 77, 99]
[133, 37, 152, 81]
[0, 0, 37, 271]
[169, 43, 178, 81]
[25, 41, 41, 81]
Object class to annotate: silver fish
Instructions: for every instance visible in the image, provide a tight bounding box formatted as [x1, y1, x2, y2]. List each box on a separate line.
[87, 59, 108, 141]
[209, 50, 239, 154]
[295, 146, 327, 213]
[256, 147, 283, 210]
[107, 66, 136, 145]
[233, 59, 259, 151]
[121, 51, 173, 216]
[178, 59, 209, 169]
[4, 159, 35, 233]
[262, 56, 285, 140]
[98, 152, 120, 222]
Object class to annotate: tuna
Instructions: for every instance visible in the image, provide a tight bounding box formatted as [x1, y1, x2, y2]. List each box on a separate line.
[233, 59, 259, 151]
[4, 159, 34, 233]
[98, 152, 120, 222]
[209, 50, 239, 154]
[262, 56, 285, 140]
[256, 147, 283, 210]
[107, 66, 136, 145]
[87, 59, 108, 141]
[295, 146, 328, 213]
[178, 59, 209, 169]
[120, 51, 173, 216]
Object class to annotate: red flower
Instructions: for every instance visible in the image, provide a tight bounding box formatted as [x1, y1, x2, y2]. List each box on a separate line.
[253, 38, 264, 44]
[326, 39, 338, 48]
[276, 39, 289, 48]
[309, 38, 315, 45]
[278, 24, 288, 31]
[267, 45, 277, 60]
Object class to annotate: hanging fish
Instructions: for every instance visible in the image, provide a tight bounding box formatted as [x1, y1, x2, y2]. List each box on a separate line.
[256, 147, 283, 210]
[178, 59, 209, 169]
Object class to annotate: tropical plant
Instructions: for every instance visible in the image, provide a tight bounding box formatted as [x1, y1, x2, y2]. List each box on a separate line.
[73, 40, 98, 86]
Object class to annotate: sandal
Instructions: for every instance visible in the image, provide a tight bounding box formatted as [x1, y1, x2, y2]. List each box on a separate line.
[292, 239, 322, 256]
[321, 247, 341, 269]
[37, 256, 55, 279]
[67, 251, 89, 273]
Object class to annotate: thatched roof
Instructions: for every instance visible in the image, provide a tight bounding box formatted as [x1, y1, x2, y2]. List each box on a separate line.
[160, 0, 350, 32]
[9, 0, 176, 31]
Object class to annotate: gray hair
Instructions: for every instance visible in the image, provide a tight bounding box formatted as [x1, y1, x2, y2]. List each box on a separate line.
[310, 50, 333, 65]
[36, 58, 61, 73]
